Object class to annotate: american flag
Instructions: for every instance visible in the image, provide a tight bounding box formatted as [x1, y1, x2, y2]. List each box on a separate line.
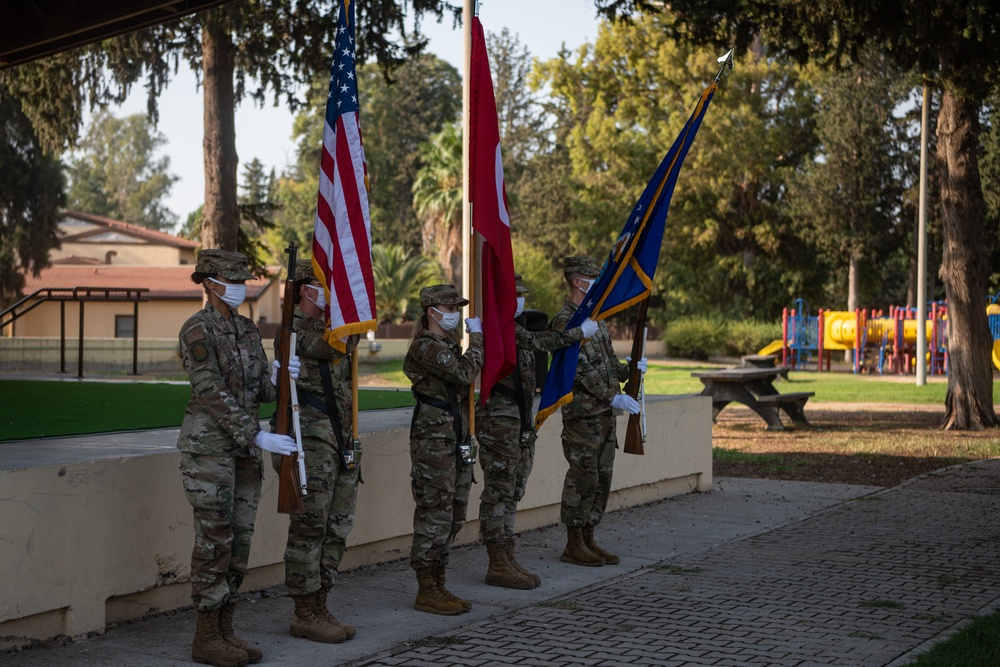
[312, 0, 376, 350]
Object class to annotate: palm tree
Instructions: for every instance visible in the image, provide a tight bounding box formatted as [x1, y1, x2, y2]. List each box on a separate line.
[412, 123, 463, 287]
[371, 244, 442, 324]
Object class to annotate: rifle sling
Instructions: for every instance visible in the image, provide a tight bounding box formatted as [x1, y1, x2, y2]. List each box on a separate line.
[413, 389, 464, 449]
[492, 375, 532, 434]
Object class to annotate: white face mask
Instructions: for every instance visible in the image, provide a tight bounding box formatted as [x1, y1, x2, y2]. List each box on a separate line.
[305, 284, 327, 310]
[578, 278, 595, 294]
[431, 307, 461, 332]
[207, 277, 247, 310]
[514, 297, 525, 318]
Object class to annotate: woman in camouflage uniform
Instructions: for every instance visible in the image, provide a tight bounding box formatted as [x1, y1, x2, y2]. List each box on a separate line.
[273, 260, 360, 644]
[548, 257, 642, 568]
[177, 249, 298, 667]
[475, 273, 598, 589]
[403, 284, 483, 615]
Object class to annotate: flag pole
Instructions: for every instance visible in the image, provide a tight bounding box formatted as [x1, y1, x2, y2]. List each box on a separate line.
[462, 0, 478, 440]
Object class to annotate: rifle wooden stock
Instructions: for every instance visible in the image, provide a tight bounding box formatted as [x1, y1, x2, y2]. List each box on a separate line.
[276, 242, 304, 515]
[623, 298, 649, 455]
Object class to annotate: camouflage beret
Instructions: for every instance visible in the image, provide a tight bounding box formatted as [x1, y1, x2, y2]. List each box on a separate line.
[294, 259, 318, 282]
[563, 256, 600, 277]
[196, 248, 254, 281]
[419, 284, 469, 310]
[514, 273, 529, 296]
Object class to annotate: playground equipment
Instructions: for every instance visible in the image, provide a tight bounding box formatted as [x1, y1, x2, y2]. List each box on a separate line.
[762, 293, 1000, 374]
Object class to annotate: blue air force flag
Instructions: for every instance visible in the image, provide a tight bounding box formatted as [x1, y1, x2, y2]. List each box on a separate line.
[535, 81, 720, 427]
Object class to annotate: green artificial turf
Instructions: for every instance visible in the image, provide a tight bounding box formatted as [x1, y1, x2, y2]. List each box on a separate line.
[0, 380, 414, 441]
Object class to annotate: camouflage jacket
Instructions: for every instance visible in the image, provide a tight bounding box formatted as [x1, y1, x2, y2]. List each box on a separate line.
[477, 322, 584, 423]
[549, 298, 629, 419]
[177, 303, 275, 458]
[403, 330, 483, 441]
[273, 308, 358, 447]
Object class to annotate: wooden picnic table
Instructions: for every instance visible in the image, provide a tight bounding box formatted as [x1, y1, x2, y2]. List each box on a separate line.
[691, 367, 813, 431]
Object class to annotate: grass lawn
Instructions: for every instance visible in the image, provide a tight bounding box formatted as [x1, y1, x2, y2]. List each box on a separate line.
[0, 380, 414, 441]
[906, 609, 1000, 666]
[640, 363, 989, 404]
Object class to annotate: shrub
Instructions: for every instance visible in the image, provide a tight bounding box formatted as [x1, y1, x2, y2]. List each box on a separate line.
[661, 316, 727, 360]
[723, 319, 782, 356]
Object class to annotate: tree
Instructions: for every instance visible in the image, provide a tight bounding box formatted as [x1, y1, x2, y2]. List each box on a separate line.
[67, 111, 178, 230]
[534, 15, 822, 319]
[412, 123, 463, 287]
[371, 244, 441, 324]
[602, 0, 999, 428]
[789, 49, 910, 314]
[182, 157, 278, 276]
[0, 92, 65, 309]
[3, 0, 461, 253]
[360, 55, 461, 252]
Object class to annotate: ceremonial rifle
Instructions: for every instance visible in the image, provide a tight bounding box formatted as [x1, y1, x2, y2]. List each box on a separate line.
[276, 242, 306, 514]
[623, 297, 649, 455]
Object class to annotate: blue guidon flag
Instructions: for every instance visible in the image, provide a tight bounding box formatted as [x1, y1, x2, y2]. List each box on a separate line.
[535, 80, 721, 428]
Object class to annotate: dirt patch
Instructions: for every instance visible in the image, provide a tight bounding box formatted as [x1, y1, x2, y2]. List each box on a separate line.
[710, 402, 1000, 488]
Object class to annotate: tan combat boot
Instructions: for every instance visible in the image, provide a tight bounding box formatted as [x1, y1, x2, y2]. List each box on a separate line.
[315, 585, 356, 639]
[289, 594, 347, 643]
[218, 601, 262, 663]
[504, 539, 541, 587]
[560, 525, 605, 567]
[583, 525, 620, 565]
[485, 542, 535, 589]
[414, 567, 465, 615]
[191, 609, 249, 667]
[432, 563, 472, 611]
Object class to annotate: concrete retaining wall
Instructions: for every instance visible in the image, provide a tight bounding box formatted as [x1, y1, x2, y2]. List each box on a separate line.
[0, 394, 710, 648]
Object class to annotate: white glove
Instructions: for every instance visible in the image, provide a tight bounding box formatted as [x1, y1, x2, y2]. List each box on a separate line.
[270, 355, 301, 385]
[627, 356, 648, 375]
[580, 317, 599, 338]
[610, 393, 641, 414]
[254, 430, 297, 456]
[465, 317, 483, 334]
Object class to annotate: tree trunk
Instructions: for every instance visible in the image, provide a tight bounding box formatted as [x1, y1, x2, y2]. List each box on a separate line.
[201, 11, 239, 251]
[936, 89, 997, 430]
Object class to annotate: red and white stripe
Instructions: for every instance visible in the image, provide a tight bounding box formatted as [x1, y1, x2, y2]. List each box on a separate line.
[313, 111, 376, 346]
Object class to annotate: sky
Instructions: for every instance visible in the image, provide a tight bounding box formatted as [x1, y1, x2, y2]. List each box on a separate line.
[101, 0, 603, 227]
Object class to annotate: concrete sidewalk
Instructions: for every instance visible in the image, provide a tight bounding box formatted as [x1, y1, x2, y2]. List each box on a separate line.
[7, 461, 1000, 667]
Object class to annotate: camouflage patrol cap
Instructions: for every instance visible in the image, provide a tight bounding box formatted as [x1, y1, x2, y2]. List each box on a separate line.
[514, 273, 529, 296]
[196, 248, 254, 281]
[563, 256, 600, 277]
[294, 259, 318, 282]
[419, 284, 469, 309]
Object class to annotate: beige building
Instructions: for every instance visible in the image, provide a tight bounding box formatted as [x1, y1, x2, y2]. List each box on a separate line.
[1, 212, 280, 371]
[52, 210, 199, 266]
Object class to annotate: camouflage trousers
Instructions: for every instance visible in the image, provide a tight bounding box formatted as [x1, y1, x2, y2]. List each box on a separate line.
[180, 452, 263, 612]
[283, 435, 361, 596]
[560, 413, 617, 528]
[409, 435, 473, 570]
[478, 415, 536, 544]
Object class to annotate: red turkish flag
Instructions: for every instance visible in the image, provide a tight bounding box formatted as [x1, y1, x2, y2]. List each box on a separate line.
[469, 16, 516, 405]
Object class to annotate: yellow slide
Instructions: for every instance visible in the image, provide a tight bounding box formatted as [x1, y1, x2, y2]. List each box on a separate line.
[758, 339, 784, 356]
[993, 340, 1000, 371]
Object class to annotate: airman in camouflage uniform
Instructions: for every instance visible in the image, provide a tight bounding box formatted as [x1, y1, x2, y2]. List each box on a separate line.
[272, 259, 361, 644]
[403, 284, 483, 615]
[548, 256, 634, 568]
[178, 248, 298, 667]
[476, 273, 588, 589]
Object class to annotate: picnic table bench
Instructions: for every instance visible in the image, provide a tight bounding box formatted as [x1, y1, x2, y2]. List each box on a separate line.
[691, 367, 813, 431]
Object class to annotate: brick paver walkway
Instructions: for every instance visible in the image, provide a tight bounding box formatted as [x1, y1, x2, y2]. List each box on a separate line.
[351, 461, 1000, 667]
